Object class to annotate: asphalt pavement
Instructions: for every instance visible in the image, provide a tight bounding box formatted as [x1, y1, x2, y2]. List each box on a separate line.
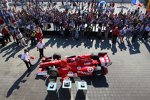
[0, 35, 150, 100]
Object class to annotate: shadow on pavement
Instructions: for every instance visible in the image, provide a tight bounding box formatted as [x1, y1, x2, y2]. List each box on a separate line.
[58, 86, 71, 100]
[45, 86, 71, 100]
[0, 42, 23, 61]
[4, 46, 22, 61]
[6, 70, 31, 98]
[35, 75, 47, 81]
[75, 90, 86, 100]
[80, 76, 109, 88]
[45, 91, 58, 100]
[30, 58, 41, 72]
[27, 45, 36, 51]
[0, 42, 17, 53]
[143, 40, 150, 53]
[6, 58, 41, 98]
[44, 36, 97, 49]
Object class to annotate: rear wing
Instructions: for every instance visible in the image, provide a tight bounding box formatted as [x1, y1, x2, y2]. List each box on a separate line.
[98, 52, 112, 67]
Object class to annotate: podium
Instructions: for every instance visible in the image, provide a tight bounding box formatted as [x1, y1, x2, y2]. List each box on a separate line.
[77, 81, 87, 95]
[61, 79, 72, 98]
[62, 80, 72, 89]
[47, 82, 57, 91]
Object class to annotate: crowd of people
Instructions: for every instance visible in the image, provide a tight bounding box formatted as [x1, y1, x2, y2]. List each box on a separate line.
[0, 0, 150, 48]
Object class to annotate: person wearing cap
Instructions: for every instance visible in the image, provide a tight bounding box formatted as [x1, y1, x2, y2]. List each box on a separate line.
[21, 49, 34, 71]
[36, 39, 45, 58]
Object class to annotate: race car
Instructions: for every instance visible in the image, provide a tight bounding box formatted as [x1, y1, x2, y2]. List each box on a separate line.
[37, 52, 112, 80]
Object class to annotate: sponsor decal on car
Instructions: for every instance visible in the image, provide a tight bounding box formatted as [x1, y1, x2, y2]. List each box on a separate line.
[87, 67, 94, 73]
[84, 62, 91, 65]
[67, 71, 74, 77]
[77, 71, 91, 75]
[77, 66, 81, 70]
[62, 68, 69, 70]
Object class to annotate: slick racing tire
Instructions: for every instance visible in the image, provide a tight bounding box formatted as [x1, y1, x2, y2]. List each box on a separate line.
[91, 54, 101, 66]
[93, 66, 103, 77]
[66, 55, 76, 59]
[47, 66, 58, 77]
[90, 53, 99, 60]
[53, 53, 61, 60]
[103, 67, 108, 75]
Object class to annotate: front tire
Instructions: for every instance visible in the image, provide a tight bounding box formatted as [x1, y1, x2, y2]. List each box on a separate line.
[47, 66, 58, 77]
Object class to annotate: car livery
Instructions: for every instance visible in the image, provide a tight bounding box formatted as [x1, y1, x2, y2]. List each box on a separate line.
[37, 52, 112, 80]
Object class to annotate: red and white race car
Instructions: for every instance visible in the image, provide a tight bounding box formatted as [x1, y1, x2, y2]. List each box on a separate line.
[37, 52, 112, 80]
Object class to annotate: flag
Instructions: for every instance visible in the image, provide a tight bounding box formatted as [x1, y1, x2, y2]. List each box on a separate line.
[131, 0, 143, 7]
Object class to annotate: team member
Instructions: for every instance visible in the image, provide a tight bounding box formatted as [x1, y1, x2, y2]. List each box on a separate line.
[36, 39, 45, 58]
[21, 49, 34, 71]
[35, 24, 43, 41]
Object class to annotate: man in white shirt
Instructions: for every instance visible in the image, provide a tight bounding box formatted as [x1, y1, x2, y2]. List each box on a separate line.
[21, 49, 34, 71]
[36, 39, 45, 58]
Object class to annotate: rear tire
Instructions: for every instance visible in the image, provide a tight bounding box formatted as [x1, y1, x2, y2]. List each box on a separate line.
[90, 54, 99, 60]
[53, 53, 61, 60]
[93, 66, 103, 77]
[102, 67, 108, 75]
[91, 54, 101, 66]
